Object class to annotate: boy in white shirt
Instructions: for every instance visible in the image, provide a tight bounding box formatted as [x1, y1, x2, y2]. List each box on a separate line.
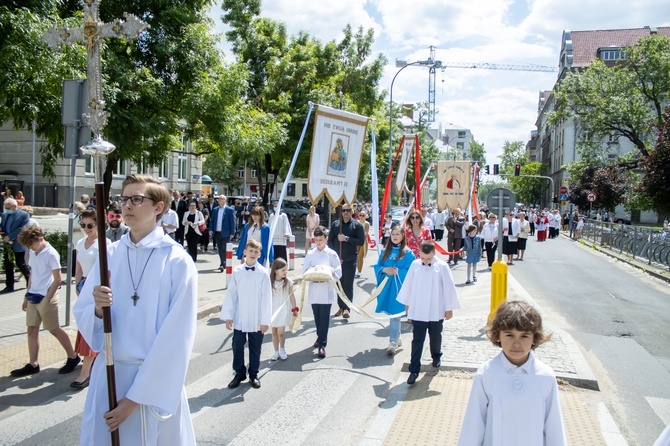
[11, 226, 80, 377]
[458, 300, 566, 445]
[397, 240, 460, 385]
[221, 239, 272, 389]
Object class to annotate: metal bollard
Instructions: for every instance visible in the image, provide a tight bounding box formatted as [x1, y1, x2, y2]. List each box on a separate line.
[288, 235, 295, 270]
[225, 242, 233, 288]
[488, 258, 508, 321]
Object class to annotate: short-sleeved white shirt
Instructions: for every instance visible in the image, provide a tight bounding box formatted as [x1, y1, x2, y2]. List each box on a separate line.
[28, 243, 60, 295]
[76, 237, 110, 277]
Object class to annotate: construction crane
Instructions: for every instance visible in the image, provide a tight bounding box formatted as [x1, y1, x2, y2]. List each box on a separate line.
[423, 46, 557, 122]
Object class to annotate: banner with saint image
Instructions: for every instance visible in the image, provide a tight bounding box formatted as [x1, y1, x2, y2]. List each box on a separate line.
[395, 135, 416, 194]
[308, 104, 370, 205]
[437, 160, 472, 212]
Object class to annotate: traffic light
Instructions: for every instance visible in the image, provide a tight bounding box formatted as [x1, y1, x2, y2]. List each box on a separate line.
[485, 165, 490, 175]
[493, 164, 499, 175]
[514, 164, 521, 176]
[552, 194, 558, 203]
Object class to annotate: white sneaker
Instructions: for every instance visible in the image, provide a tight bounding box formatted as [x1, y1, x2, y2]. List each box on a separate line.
[387, 341, 397, 356]
[279, 348, 288, 360]
[270, 351, 280, 361]
[396, 337, 402, 347]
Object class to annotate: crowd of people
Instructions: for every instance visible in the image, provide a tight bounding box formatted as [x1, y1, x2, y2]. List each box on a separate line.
[6, 179, 640, 444]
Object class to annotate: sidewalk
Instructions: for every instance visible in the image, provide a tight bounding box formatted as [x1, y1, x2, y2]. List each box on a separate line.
[0, 234, 613, 444]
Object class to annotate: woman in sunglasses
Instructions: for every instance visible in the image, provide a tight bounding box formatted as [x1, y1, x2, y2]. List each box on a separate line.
[72, 209, 110, 389]
[404, 209, 433, 258]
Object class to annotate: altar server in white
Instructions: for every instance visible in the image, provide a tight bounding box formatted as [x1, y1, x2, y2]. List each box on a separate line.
[303, 226, 342, 358]
[74, 174, 198, 446]
[397, 240, 461, 385]
[458, 300, 566, 446]
[221, 238, 272, 389]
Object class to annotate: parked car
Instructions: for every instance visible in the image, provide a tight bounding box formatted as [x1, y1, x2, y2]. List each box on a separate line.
[390, 206, 409, 225]
[272, 199, 310, 219]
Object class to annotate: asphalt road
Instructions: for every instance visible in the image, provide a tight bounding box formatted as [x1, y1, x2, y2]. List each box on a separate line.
[508, 234, 670, 446]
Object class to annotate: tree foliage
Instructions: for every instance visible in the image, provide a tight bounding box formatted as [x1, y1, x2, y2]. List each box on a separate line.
[639, 107, 670, 216]
[468, 140, 486, 167]
[567, 162, 629, 212]
[221, 0, 387, 205]
[552, 35, 670, 162]
[1, 1, 284, 195]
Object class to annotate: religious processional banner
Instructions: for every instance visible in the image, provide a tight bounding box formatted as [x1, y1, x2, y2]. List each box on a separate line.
[307, 104, 370, 205]
[437, 160, 472, 212]
[395, 135, 416, 194]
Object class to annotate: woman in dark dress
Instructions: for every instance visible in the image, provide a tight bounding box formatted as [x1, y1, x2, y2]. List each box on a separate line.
[501, 212, 520, 265]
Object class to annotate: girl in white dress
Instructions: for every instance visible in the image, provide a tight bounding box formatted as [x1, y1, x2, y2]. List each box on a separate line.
[269, 258, 297, 360]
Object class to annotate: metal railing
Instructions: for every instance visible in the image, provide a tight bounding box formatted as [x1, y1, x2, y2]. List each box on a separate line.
[580, 219, 670, 270]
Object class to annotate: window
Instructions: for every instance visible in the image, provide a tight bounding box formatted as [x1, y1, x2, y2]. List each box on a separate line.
[157, 158, 169, 178]
[136, 156, 149, 174]
[112, 160, 127, 177]
[600, 49, 626, 61]
[302, 183, 308, 197]
[456, 142, 464, 150]
[287, 183, 295, 197]
[250, 169, 257, 179]
[457, 131, 466, 138]
[178, 150, 188, 180]
[237, 168, 244, 179]
[84, 156, 94, 175]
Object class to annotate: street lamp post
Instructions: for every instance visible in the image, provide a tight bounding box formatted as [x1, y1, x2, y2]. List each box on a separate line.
[388, 58, 440, 175]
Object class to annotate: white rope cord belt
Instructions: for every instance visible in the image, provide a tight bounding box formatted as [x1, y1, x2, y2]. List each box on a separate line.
[114, 358, 173, 446]
[290, 265, 404, 333]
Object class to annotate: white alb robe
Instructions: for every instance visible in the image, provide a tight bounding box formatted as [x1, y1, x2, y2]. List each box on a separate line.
[73, 227, 198, 446]
[458, 351, 567, 446]
[396, 257, 461, 322]
[302, 245, 342, 305]
[220, 262, 272, 331]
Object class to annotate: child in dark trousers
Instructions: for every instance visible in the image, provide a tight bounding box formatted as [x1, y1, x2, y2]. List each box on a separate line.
[397, 240, 461, 385]
[221, 239, 272, 389]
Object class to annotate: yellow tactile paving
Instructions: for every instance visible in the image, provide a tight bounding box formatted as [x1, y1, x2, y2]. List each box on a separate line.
[0, 328, 78, 376]
[383, 372, 605, 446]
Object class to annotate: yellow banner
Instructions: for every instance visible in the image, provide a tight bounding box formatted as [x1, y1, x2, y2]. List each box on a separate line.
[437, 161, 471, 212]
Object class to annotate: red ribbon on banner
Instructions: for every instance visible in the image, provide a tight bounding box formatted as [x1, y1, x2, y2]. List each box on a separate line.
[434, 243, 463, 256]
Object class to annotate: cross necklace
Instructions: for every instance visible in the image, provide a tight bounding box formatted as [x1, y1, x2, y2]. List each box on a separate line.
[127, 248, 156, 306]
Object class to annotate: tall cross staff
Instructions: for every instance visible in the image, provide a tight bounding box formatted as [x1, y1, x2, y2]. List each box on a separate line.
[43, 2, 148, 445]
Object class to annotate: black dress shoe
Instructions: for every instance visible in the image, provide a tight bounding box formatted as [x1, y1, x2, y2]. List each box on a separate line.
[58, 355, 81, 374]
[11, 363, 40, 377]
[249, 376, 261, 389]
[313, 339, 319, 348]
[70, 377, 90, 389]
[317, 347, 326, 358]
[0, 287, 15, 295]
[228, 374, 246, 389]
[407, 372, 419, 385]
[432, 359, 442, 368]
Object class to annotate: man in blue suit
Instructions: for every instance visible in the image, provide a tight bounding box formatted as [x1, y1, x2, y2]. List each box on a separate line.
[209, 195, 236, 272]
[1, 198, 31, 293]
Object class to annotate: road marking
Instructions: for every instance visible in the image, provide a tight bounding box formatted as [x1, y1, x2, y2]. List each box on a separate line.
[646, 396, 670, 425]
[228, 366, 358, 446]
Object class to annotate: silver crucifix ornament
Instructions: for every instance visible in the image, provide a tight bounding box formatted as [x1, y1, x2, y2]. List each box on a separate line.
[43, 0, 148, 179]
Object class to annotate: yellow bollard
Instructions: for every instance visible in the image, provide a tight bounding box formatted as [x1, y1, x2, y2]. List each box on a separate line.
[488, 258, 508, 321]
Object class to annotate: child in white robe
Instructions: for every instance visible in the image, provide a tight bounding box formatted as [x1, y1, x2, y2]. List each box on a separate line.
[397, 240, 461, 385]
[222, 239, 272, 389]
[74, 174, 198, 446]
[458, 300, 567, 446]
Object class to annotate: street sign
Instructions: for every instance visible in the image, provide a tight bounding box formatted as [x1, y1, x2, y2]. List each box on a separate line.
[486, 187, 516, 216]
[587, 192, 597, 202]
[559, 186, 568, 194]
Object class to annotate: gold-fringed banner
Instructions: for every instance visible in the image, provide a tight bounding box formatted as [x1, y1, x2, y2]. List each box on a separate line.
[437, 161, 471, 212]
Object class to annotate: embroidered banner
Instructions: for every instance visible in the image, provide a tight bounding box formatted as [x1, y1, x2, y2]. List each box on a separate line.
[307, 105, 370, 205]
[437, 160, 471, 212]
[395, 134, 415, 194]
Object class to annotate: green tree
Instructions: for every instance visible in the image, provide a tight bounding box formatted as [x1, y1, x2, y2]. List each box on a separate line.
[1, 1, 283, 195]
[221, 0, 386, 205]
[552, 35, 670, 162]
[639, 107, 670, 216]
[468, 140, 486, 167]
[499, 140, 527, 174]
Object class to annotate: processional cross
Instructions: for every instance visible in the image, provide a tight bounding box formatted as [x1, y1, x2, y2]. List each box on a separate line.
[42, 3, 148, 445]
[43, 0, 148, 141]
